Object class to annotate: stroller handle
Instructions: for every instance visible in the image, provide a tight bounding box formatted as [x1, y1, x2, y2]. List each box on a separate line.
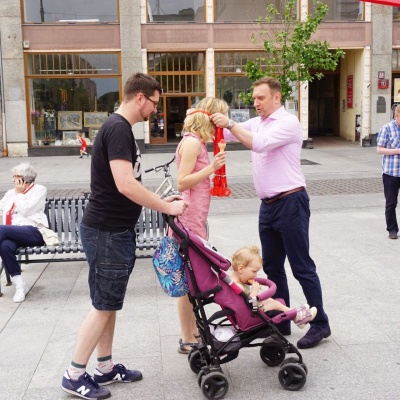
[165, 214, 187, 239]
[253, 277, 277, 302]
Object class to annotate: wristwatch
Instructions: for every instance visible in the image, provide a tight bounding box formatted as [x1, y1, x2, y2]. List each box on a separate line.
[227, 119, 236, 129]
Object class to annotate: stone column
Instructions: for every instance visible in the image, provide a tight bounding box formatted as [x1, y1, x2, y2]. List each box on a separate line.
[0, 0, 27, 157]
[120, 0, 145, 142]
[370, 4, 392, 136]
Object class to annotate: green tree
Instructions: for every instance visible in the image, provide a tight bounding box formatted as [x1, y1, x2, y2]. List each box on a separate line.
[242, 0, 345, 103]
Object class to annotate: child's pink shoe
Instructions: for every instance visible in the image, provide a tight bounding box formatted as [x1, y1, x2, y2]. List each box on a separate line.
[295, 305, 317, 328]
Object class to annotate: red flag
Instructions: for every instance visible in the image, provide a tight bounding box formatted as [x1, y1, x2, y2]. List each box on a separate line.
[359, 0, 400, 6]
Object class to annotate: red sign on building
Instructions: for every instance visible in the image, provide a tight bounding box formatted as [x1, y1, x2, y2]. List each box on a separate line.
[347, 75, 353, 109]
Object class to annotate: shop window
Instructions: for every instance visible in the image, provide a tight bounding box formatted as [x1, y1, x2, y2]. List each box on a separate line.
[22, 0, 118, 23]
[147, 0, 205, 22]
[28, 77, 119, 146]
[26, 51, 120, 147]
[215, 0, 291, 22]
[395, 7, 400, 20]
[310, 0, 363, 21]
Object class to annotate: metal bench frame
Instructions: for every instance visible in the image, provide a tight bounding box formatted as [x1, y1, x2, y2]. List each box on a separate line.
[0, 196, 165, 296]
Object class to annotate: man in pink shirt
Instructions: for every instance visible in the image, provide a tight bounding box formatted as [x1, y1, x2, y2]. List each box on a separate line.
[211, 77, 330, 349]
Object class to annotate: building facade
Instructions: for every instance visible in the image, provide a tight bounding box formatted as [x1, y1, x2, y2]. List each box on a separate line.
[0, 0, 398, 156]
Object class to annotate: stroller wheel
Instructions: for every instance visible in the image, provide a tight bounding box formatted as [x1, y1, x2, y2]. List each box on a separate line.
[260, 345, 286, 367]
[278, 362, 307, 391]
[281, 357, 308, 375]
[197, 369, 205, 387]
[200, 371, 229, 400]
[189, 349, 203, 374]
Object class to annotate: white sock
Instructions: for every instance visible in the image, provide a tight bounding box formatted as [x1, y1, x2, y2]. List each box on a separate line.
[67, 364, 86, 380]
[12, 275, 25, 287]
[96, 358, 114, 374]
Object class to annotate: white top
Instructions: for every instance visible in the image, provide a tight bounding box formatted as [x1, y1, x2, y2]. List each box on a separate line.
[0, 184, 48, 227]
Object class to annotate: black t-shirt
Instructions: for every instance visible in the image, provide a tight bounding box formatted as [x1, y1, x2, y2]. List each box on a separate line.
[82, 113, 143, 230]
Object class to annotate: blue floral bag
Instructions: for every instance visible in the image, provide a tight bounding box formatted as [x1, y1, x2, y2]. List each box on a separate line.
[152, 236, 189, 297]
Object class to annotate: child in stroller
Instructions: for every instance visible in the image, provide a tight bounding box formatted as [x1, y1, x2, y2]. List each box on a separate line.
[230, 246, 317, 329]
[166, 215, 310, 399]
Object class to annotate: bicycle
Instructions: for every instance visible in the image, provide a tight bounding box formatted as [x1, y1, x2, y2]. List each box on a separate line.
[145, 156, 209, 239]
[144, 156, 181, 199]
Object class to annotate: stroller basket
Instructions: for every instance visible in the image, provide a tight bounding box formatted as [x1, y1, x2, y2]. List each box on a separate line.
[165, 215, 309, 399]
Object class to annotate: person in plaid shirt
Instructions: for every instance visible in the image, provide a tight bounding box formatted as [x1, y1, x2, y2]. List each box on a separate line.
[377, 104, 400, 239]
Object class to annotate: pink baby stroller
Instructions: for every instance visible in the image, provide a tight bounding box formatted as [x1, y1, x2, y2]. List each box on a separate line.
[166, 215, 308, 400]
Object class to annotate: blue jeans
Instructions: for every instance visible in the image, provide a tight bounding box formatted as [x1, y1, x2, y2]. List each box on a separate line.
[0, 225, 44, 276]
[382, 173, 400, 233]
[80, 222, 136, 311]
[259, 190, 329, 328]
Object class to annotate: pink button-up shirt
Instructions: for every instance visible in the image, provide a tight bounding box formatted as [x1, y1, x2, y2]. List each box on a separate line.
[224, 106, 306, 199]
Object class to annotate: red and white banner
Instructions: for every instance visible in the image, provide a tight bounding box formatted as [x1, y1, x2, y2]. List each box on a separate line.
[359, 0, 400, 6]
[347, 75, 353, 109]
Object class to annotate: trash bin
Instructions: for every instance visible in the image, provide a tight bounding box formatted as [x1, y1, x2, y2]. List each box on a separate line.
[370, 133, 378, 147]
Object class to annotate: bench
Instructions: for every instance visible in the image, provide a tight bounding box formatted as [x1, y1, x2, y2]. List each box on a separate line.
[0, 196, 165, 296]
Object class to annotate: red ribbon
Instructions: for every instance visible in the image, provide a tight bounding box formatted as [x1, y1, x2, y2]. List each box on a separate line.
[210, 127, 231, 197]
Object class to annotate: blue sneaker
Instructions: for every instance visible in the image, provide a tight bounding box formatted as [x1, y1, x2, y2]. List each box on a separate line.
[93, 363, 143, 386]
[61, 371, 111, 399]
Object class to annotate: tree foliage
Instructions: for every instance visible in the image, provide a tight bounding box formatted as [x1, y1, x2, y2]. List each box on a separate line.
[242, 0, 345, 103]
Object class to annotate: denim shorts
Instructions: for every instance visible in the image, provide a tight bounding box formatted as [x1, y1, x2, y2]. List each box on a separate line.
[80, 222, 136, 311]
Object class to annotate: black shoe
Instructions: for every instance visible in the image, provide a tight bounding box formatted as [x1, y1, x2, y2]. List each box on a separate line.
[277, 326, 291, 336]
[297, 325, 331, 349]
[79, 156, 83, 158]
[389, 231, 398, 239]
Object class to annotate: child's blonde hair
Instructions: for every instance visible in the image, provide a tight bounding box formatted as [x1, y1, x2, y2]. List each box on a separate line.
[183, 97, 228, 142]
[231, 246, 262, 271]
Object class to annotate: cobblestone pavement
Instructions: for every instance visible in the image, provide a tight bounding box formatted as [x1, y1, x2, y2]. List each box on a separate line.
[16, 175, 381, 201]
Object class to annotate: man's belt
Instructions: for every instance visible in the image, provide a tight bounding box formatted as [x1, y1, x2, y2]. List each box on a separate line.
[262, 187, 305, 204]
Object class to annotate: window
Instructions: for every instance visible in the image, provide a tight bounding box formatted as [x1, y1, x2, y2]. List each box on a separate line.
[393, 49, 400, 70]
[147, 0, 205, 22]
[148, 52, 205, 93]
[395, 7, 400, 20]
[27, 53, 119, 75]
[216, 52, 262, 116]
[215, 0, 289, 22]
[215, 51, 265, 74]
[310, 0, 363, 21]
[26, 52, 120, 146]
[22, 0, 118, 23]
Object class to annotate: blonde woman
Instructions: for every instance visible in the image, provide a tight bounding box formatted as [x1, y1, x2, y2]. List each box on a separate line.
[176, 97, 228, 353]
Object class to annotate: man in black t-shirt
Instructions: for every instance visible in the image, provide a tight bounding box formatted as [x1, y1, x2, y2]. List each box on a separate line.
[61, 73, 187, 400]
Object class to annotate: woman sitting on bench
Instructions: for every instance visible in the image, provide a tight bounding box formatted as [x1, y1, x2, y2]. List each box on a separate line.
[0, 162, 47, 302]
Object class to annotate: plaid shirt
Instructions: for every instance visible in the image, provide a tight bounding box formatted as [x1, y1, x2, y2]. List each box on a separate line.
[377, 119, 400, 177]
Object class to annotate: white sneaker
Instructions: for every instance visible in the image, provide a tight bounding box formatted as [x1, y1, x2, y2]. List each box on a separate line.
[13, 283, 27, 303]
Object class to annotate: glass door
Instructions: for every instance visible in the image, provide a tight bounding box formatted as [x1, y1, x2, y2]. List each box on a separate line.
[150, 97, 166, 144]
[150, 96, 189, 144]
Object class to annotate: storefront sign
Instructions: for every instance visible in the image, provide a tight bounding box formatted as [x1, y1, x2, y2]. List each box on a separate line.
[347, 75, 353, 109]
[378, 79, 389, 89]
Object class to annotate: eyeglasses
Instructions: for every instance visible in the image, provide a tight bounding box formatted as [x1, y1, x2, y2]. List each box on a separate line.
[143, 94, 159, 109]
